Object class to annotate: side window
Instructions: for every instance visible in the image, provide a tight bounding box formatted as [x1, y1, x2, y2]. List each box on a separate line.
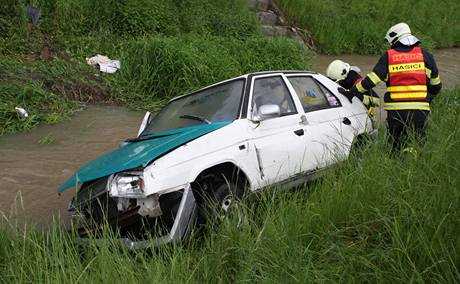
[318, 82, 341, 107]
[287, 76, 340, 112]
[251, 76, 296, 116]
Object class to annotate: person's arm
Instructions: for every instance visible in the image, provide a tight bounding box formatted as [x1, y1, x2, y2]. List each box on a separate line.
[424, 50, 442, 97]
[350, 53, 388, 99]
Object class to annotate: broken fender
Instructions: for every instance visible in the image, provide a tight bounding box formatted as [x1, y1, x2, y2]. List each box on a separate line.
[58, 121, 231, 193]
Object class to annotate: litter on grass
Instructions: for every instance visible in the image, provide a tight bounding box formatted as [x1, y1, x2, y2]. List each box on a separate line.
[15, 107, 29, 118]
[86, 54, 121, 74]
[26, 5, 41, 26]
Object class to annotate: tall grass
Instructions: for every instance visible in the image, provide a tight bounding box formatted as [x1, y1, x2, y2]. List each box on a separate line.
[1, 0, 259, 40]
[1, 88, 459, 282]
[0, 33, 311, 134]
[275, 0, 460, 54]
[113, 35, 312, 109]
[0, 55, 85, 135]
[0, 0, 308, 134]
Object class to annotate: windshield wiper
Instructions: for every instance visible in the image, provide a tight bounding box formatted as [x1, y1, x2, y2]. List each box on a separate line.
[179, 114, 211, 124]
[125, 132, 174, 143]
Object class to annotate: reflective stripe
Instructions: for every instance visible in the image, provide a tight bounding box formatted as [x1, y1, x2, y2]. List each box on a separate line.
[362, 96, 380, 106]
[370, 97, 381, 106]
[430, 76, 441, 85]
[425, 67, 432, 78]
[387, 85, 427, 92]
[384, 102, 430, 111]
[367, 72, 381, 85]
[389, 62, 425, 73]
[356, 81, 367, 93]
[390, 92, 427, 100]
[362, 95, 370, 106]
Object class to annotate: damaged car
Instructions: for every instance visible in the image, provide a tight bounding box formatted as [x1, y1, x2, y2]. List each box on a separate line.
[59, 71, 376, 249]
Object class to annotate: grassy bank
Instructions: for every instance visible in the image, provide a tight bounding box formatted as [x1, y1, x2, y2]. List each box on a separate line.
[114, 35, 311, 109]
[0, 34, 311, 135]
[0, 0, 311, 135]
[1, 88, 459, 282]
[275, 0, 460, 54]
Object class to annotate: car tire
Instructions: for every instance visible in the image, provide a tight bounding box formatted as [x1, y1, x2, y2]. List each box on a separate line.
[194, 173, 245, 228]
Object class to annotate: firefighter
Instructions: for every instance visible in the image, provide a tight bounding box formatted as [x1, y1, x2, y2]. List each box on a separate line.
[326, 59, 381, 112]
[340, 23, 442, 152]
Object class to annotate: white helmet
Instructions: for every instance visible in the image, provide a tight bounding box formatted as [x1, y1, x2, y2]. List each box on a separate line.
[385, 22, 420, 46]
[326, 60, 350, 81]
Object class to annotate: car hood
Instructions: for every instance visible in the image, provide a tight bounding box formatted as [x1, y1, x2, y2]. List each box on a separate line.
[58, 121, 231, 193]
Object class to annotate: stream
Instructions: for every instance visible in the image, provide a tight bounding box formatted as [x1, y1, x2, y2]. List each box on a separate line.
[0, 48, 459, 226]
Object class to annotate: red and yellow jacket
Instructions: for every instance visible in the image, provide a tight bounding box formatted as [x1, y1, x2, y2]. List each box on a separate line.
[351, 44, 442, 111]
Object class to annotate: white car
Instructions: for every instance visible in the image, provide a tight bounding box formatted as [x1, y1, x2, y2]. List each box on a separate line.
[59, 71, 376, 248]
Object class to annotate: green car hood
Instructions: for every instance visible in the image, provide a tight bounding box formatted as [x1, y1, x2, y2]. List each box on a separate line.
[58, 121, 231, 193]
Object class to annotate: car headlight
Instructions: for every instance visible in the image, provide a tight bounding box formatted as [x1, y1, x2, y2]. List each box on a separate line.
[109, 171, 145, 197]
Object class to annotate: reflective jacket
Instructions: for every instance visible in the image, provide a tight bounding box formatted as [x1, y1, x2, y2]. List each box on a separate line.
[339, 70, 380, 108]
[351, 43, 442, 111]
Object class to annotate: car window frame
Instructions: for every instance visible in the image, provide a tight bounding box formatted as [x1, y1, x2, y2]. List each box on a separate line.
[162, 77, 246, 115]
[144, 77, 247, 134]
[246, 74, 299, 119]
[285, 74, 342, 113]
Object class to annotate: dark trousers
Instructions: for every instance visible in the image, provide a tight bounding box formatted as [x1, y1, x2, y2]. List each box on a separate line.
[387, 110, 429, 151]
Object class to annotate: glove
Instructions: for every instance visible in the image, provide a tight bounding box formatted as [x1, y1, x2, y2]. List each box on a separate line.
[338, 87, 354, 103]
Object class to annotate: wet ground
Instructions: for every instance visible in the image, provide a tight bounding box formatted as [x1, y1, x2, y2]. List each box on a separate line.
[0, 106, 143, 226]
[0, 48, 459, 227]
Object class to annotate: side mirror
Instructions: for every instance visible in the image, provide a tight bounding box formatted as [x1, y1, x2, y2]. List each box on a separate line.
[137, 111, 151, 137]
[258, 104, 281, 121]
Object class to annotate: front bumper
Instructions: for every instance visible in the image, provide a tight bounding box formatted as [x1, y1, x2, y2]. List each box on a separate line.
[76, 184, 197, 250]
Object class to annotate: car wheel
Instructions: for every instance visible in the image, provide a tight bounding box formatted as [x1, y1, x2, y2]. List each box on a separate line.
[194, 173, 245, 227]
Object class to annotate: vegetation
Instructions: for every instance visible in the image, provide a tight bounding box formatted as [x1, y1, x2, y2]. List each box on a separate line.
[115, 36, 311, 109]
[0, 0, 312, 135]
[1, 2, 459, 281]
[275, 0, 460, 54]
[1, 88, 459, 282]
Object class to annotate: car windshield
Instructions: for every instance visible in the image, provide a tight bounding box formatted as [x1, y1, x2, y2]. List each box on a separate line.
[142, 79, 245, 134]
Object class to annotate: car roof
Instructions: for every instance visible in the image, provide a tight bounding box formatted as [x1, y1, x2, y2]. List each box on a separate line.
[169, 71, 319, 102]
[248, 70, 317, 77]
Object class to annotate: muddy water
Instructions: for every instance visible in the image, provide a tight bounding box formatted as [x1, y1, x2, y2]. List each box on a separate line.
[0, 106, 143, 226]
[0, 48, 459, 227]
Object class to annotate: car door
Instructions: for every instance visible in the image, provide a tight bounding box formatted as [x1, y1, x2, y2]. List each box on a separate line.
[247, 74, 308, 186]
[286, 75, 351, 169]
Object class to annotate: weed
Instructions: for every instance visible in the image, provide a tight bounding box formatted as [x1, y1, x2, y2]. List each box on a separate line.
[275, 0, 460, 54]
[37, 134, 54, 145]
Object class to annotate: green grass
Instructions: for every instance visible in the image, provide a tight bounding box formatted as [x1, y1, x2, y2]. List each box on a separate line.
[0, 33, 311, 134]
[112, 35, 312, 110]
[0, 0, 259, 42]
[1, 88, 459, 282]
[0, 0, 313, 135]
[275, 0, 460, 54]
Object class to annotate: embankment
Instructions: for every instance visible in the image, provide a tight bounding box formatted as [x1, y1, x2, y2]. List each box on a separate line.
[275, 0, 460, 54]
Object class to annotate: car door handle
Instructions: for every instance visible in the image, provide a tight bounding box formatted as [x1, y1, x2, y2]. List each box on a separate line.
[342, 117, 351, 125]
[294, 129, 304, 136]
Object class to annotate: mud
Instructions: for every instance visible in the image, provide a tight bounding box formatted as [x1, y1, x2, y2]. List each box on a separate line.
[25, 46, 71, 63]
[44, 80, 113, 104]
[0, 106, 143, 226]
